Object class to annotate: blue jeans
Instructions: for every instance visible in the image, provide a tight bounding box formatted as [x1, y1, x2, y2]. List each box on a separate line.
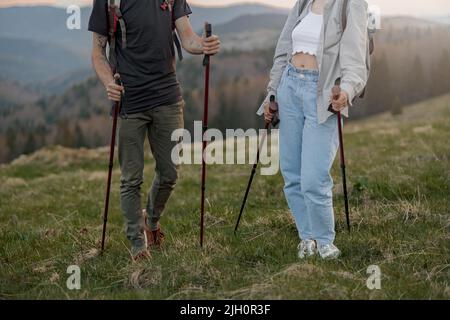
[278, 63, 339, 246]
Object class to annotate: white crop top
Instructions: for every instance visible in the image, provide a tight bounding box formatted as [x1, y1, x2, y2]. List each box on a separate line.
[292, 9, 324, 56]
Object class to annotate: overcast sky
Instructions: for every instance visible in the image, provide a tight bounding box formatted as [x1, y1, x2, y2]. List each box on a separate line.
[2, 0, 450, 16]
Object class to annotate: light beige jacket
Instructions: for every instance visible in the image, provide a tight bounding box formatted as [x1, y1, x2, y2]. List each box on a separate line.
[257, 0, 370, 124]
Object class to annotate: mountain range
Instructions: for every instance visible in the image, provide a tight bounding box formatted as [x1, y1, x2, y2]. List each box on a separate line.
[1, 4, 450, 93]
[1, 4, 450, 163]
[428, 16, 450, 25]
[0, 4, 287, 90]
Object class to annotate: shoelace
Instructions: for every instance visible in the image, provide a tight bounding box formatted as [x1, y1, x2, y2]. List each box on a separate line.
[153, 230, 165, 243]
[298, 241, 314, 251]
[319, 244, 333, 252]
[133, 251, 149, 261]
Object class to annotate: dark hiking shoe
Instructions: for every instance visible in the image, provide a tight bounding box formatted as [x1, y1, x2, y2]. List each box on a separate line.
[142, 209, 165, 249]
[147, 228, 165, 249]
[132, 249, 150, 262]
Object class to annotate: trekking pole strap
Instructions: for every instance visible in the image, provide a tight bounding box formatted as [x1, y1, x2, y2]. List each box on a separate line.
[174, 34, 183, 60]
[116, 9, 127, 49]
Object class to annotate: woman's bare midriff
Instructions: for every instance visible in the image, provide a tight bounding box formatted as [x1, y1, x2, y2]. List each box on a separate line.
[291, 52, 319, 70]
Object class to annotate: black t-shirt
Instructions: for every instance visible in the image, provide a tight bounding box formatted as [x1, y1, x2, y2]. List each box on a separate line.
[88, 0, 192, 114]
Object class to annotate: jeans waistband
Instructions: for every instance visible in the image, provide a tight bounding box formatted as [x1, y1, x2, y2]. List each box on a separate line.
[286, 62, 319, 81]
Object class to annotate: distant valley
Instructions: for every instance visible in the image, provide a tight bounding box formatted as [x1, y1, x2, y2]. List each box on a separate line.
[0, 4, 287, 91]
[0, 4, 450, 164]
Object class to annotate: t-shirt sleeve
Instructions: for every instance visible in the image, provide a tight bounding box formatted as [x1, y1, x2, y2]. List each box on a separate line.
[173, 0, 192, 21]
[88, 0, 109, 37]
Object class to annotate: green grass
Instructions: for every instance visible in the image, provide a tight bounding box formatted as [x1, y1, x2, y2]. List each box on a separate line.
[1, 95, 449, 300]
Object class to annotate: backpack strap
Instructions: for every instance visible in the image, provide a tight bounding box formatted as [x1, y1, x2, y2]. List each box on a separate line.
[298, 0, 309, 16]
[109, 0, 183, 63]
[107, 0, 126, 71]
[171, 1, 183, 61]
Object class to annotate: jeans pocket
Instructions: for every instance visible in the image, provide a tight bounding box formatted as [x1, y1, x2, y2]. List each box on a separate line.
[278, 69, 290, 101]
[279, 67, 289, 90]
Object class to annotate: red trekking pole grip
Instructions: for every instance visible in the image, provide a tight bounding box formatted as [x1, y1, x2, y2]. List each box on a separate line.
[332, 85, 341, 101]
[203, 22, 212, 66]
[268, 95, 279, 127]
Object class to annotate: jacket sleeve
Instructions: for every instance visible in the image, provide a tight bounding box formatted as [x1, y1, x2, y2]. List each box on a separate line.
[339, 0, 368, 106]
[257, 0, 300, 115]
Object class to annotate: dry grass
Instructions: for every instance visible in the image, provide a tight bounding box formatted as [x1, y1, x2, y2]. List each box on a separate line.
[0, 94, 449, 299]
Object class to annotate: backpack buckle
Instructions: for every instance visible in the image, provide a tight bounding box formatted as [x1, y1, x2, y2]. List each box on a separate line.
[160, 0, 169, 11]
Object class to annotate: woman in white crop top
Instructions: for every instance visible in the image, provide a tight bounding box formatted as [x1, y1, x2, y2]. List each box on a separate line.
[291, 3, 324, 59]
[262, 0, 369, 260]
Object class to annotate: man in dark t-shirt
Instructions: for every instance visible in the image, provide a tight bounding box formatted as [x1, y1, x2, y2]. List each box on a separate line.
[89, 0, 220, 261]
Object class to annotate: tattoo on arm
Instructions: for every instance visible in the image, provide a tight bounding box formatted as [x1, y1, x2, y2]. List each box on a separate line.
[176, 16, 204, 55]
[92, 33, 114, 87]
[95, 33, 108, 48]
[188, 37, 203, 54]
[94, 34, 109, 66]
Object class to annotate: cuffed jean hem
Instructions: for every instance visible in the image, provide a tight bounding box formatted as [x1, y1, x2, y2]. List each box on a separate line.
[131, 241, 147, 256]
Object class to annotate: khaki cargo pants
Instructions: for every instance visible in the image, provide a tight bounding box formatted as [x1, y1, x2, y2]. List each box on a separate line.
[118, 101, 184, 255]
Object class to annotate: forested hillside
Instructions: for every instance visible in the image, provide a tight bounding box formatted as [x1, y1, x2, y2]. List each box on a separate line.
[0, 4, 287, 87]
[1, 16, 450, 163]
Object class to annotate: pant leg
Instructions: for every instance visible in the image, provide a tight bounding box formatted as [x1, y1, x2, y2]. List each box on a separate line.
[278, 68, 312, 240]
[118, 112, 149, 254]
[300, 81, 339, 246]
[146, 101, 184, 230]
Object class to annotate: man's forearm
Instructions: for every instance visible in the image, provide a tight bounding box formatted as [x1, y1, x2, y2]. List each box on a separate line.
[92, 34, 114, 87]
[176, 16, 220, 56]
[183, 34, 204, 55]
[93, 58, 114, 87]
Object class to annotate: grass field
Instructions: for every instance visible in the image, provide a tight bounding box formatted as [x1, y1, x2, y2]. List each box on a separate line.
[1, 95, 449, 300]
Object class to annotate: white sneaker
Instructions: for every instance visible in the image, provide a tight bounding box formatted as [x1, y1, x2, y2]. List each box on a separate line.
[318, 243, 341, 260]
[298, 240, 316, 259]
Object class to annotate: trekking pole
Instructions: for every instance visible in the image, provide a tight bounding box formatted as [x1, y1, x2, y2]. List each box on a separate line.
[234, 95, 279, 234]
[331, 85, 351, 232]
[200, 22, 212, 247]
[101, 75, 122, 253]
